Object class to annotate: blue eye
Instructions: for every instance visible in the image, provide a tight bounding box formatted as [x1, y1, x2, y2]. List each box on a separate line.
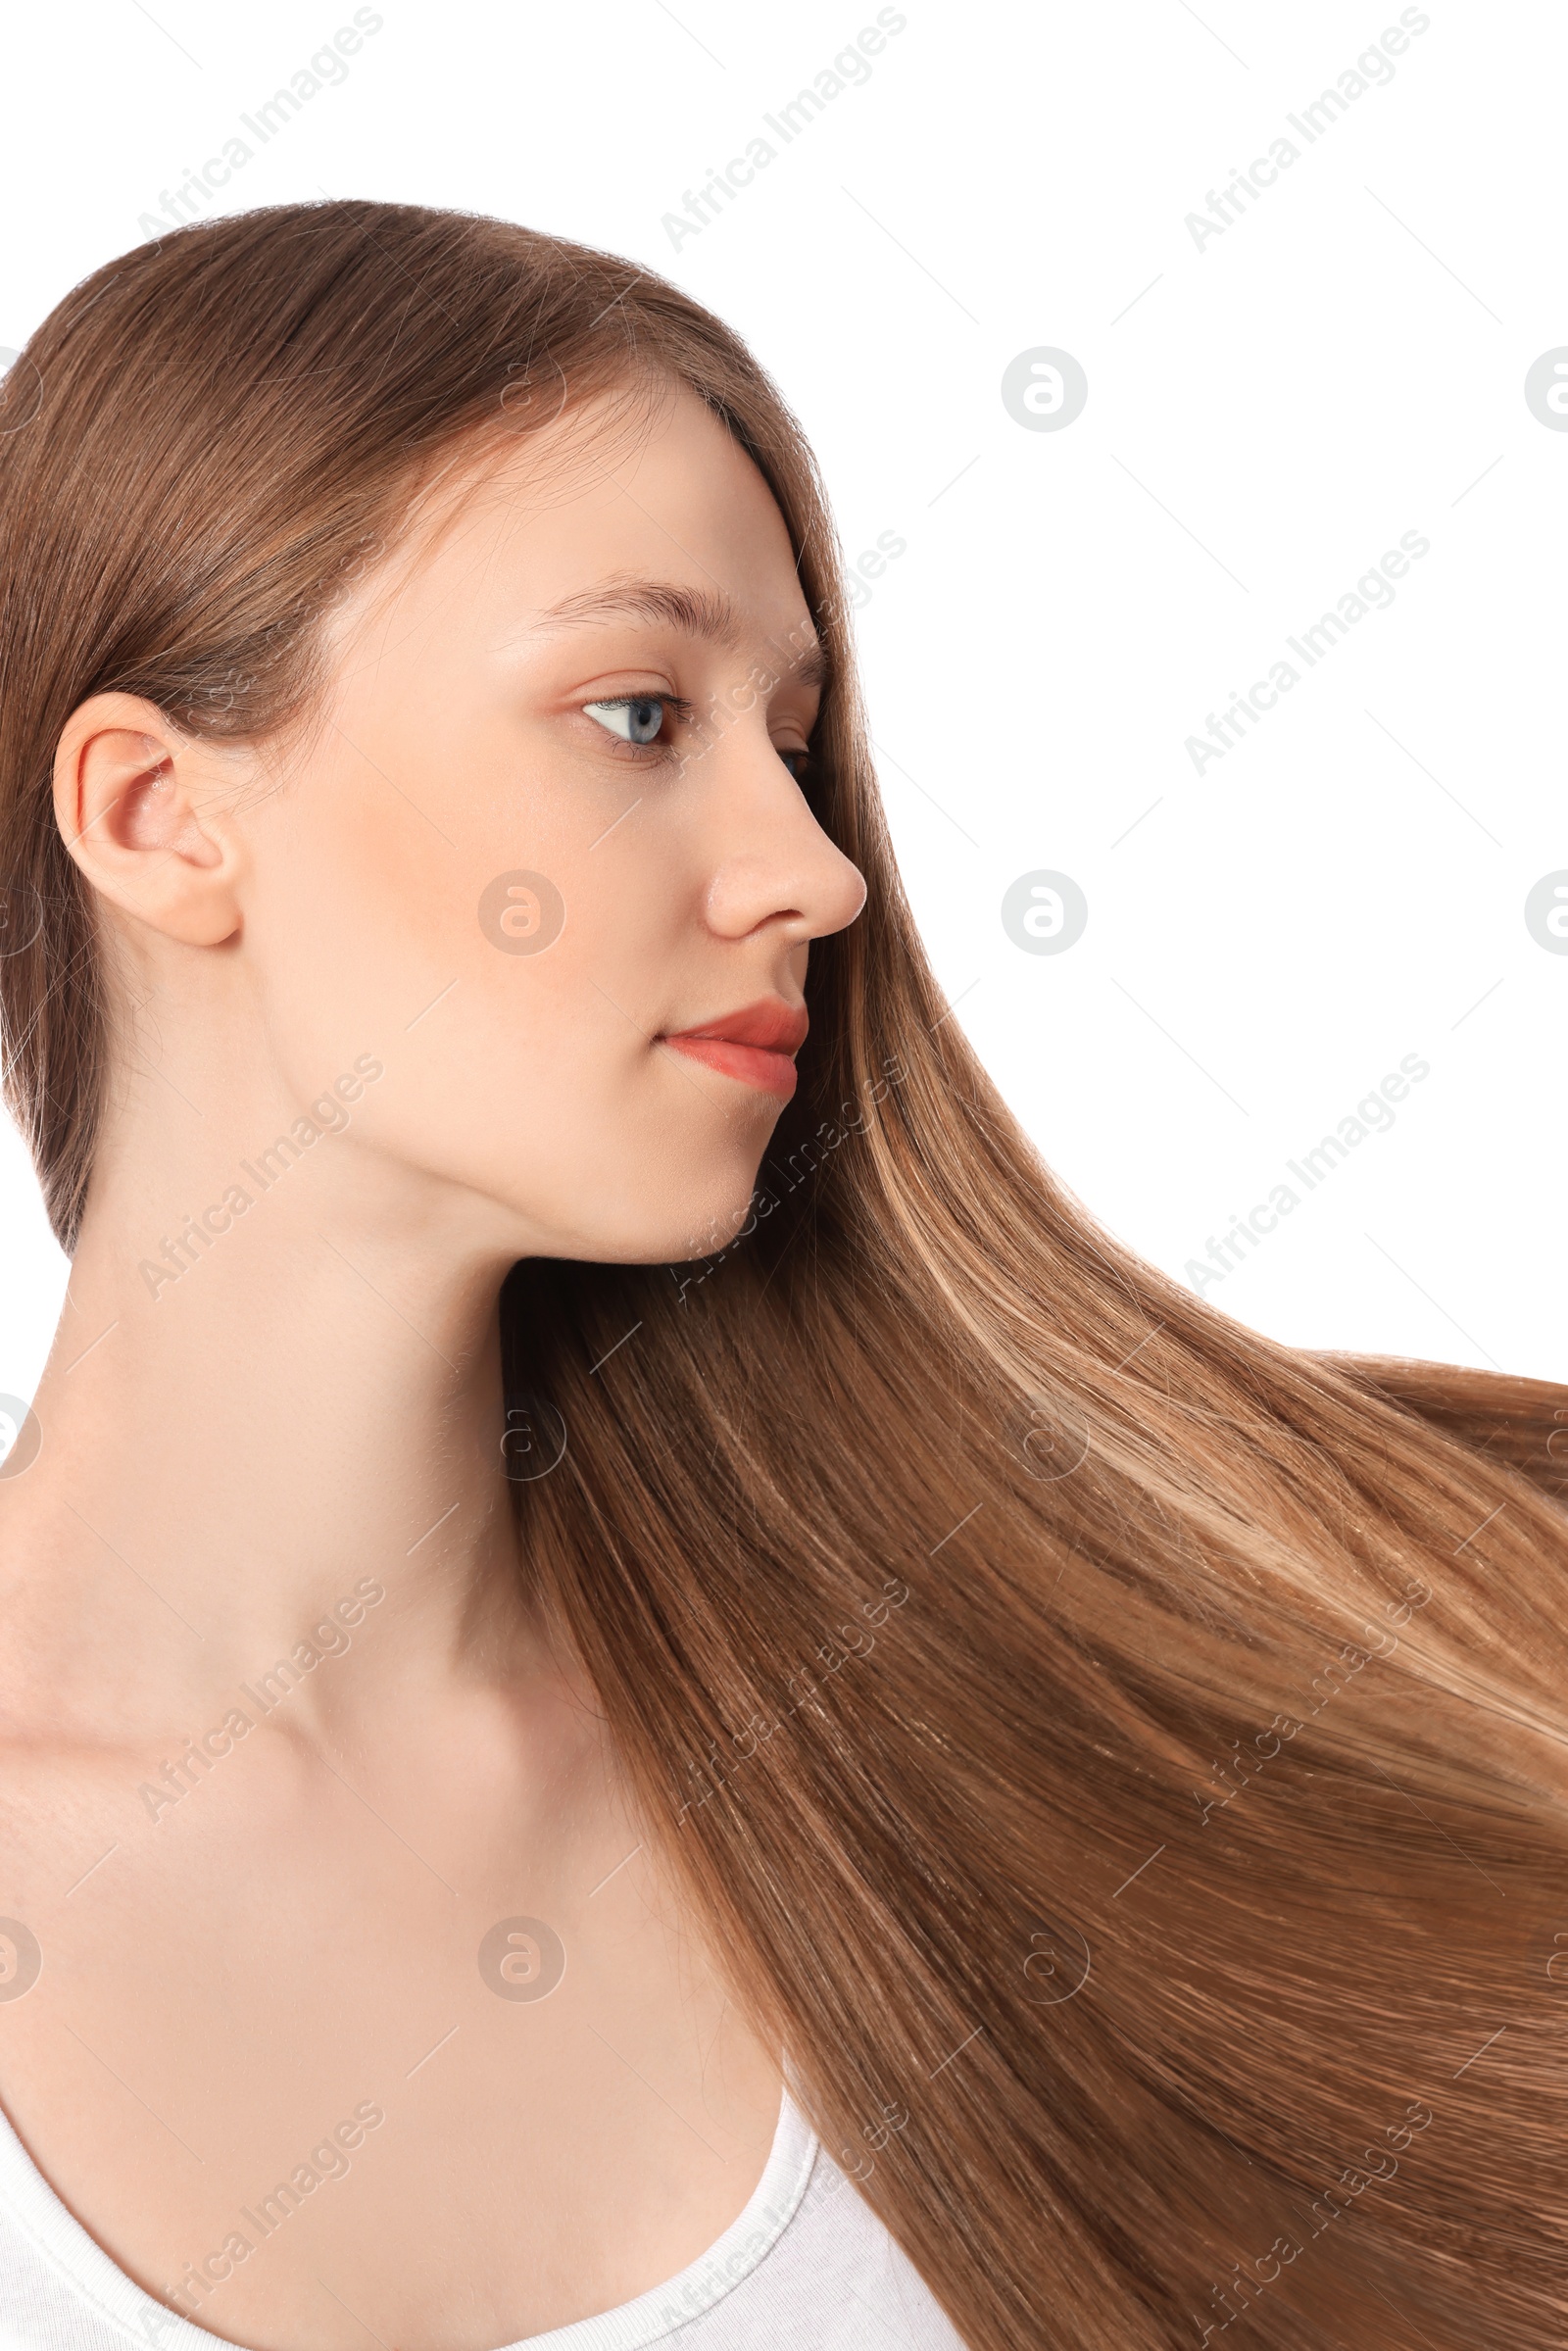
[584, 695, 664, 745]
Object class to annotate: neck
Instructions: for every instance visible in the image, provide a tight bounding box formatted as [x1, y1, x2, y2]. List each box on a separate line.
[0, 1093, 549, 1746]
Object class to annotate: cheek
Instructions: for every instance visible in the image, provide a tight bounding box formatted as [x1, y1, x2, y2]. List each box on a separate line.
[244, 734, 775, 1252]
[442, 844, 765, 1240]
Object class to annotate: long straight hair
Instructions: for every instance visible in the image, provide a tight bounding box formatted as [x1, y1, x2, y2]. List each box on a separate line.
[1, 203, 1564, 2350]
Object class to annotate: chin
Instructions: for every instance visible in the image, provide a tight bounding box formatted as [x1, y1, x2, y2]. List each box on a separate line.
[593, 1155, 768, 1269]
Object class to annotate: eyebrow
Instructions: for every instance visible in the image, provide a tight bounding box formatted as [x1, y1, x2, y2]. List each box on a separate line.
[531, 573, 828, 693]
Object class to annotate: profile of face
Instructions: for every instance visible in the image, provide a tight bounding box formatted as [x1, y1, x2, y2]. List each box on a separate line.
[55, 380, 866, 1273]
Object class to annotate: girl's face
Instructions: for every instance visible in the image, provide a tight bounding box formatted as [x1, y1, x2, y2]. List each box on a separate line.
[167, 379, 866, 1267]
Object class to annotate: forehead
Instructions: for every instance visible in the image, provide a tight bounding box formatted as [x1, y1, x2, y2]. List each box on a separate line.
[368, 380, 817, 663]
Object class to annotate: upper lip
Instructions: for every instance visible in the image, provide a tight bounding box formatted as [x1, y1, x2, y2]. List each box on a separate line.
[662, 997, 809, 1054]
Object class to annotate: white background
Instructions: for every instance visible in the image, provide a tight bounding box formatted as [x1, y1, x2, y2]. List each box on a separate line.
[2, 0, 1563, 1399]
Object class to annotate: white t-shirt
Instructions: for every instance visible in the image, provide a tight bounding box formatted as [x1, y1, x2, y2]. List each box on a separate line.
[0, 2084, 965, 2350]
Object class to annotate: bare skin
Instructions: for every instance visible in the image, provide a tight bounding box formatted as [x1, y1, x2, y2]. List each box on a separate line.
[0, 380, 865, 2349]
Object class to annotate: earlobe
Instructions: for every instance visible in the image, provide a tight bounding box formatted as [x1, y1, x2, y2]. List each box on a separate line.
[52, 691, 243, 948]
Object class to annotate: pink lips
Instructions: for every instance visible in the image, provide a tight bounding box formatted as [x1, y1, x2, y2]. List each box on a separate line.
[660, 997, 808, 1101]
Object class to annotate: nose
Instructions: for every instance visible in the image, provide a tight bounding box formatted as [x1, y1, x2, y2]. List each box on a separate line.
[700, 740, 866, 948]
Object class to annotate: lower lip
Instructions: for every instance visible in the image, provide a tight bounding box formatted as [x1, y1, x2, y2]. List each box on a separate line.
[662, 1035, 799, 1100]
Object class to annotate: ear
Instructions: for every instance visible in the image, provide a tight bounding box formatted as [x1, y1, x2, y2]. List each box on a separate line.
[52, 692, 244, 948]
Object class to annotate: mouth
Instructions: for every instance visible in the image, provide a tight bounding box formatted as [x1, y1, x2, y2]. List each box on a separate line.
[659, 997, 808, 1102]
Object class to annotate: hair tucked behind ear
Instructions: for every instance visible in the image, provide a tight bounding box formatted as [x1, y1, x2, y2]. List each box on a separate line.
[2, 201, 1565, 2351]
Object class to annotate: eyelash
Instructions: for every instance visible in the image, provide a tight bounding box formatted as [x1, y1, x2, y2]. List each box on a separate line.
[581, 694, 813, 783]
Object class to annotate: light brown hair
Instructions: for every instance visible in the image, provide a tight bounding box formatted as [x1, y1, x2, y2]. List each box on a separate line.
[2, 203, 1564, 2349]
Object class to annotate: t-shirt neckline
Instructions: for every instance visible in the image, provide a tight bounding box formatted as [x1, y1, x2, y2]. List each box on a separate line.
[0, 2077, 818, 2351]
